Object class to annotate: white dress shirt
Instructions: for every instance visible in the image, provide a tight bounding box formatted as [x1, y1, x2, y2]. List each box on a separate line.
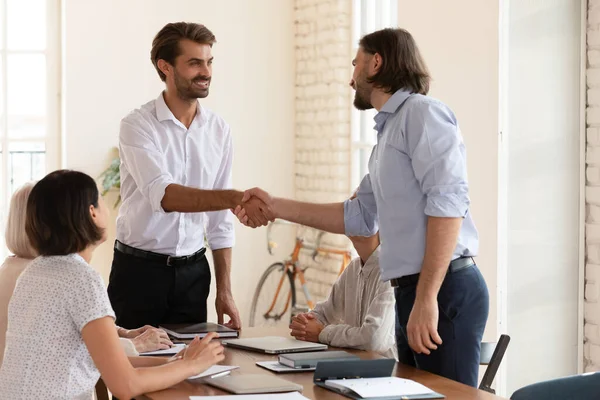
[311, 248, 397, 360]
[117, 92, 235, 256]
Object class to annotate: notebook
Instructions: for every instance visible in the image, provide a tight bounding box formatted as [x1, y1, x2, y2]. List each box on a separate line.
[158, 322, 239, 339]
[278, 350, 359, 368]
[205, 373, 303, 394]
[221, 336, 327, 354]
[256, 360, 315, 373]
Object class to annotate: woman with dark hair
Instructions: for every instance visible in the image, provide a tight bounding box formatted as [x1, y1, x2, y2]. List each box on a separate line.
[0, 170, 224, 400]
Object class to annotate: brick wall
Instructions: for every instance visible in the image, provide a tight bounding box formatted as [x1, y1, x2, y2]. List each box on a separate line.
[294, 0, 353, 302]
[586, 0, 600, 373]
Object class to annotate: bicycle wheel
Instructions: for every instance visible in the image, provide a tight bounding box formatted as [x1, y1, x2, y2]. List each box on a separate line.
[249, 262, 296, 328]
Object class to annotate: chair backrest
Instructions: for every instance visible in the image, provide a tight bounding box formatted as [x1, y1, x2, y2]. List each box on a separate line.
[510, 372, 600, 400]
[95, 378, 109, 400]
[479, 334, 511, 394]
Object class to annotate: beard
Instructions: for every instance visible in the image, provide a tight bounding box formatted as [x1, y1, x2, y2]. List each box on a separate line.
[174, 69, 211, 101]
[353, 80, 373, 110]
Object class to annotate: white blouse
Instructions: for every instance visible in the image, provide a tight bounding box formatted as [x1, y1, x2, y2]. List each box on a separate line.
[0, 254, 115, 400]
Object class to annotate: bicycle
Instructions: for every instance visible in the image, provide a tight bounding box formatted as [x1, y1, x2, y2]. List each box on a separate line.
[248, 220, 352, 328]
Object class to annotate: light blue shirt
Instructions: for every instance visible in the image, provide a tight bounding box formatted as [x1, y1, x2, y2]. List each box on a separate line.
[344, 90, 478, 281]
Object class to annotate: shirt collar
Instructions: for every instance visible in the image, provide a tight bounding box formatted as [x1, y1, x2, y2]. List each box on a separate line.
[155, 92, 205, 129]
[373, 90, 412, 133]
[358, 247, 380, 279]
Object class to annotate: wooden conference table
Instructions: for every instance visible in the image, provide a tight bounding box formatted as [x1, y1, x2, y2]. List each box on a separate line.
[136, 327, 508, 400]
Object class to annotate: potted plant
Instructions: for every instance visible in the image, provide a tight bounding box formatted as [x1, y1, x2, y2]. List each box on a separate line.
[98, 148, 121, 208]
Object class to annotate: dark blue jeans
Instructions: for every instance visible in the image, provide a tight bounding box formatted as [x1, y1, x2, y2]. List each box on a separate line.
[394, 264, 489, 387]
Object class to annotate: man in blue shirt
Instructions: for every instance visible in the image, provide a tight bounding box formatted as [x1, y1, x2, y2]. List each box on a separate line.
[235, 28, 489, 387]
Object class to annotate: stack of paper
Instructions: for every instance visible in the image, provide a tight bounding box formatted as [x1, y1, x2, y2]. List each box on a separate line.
[139, 343, 186, 356]
[325, 376, 437, 398]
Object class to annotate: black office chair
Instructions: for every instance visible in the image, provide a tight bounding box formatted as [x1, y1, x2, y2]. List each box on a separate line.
[479, 334, 511, 394]
[510, 372, 600, 400]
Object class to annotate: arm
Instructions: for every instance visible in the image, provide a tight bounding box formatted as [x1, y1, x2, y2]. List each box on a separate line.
[212, 248, 241, 329]
[206, 130, 241, 328]
[237, 167, 378, 234]
[83, 317, 222, 399]
[404, 101, 470, 354]
[318, 284, 396, 353]
[119, 120, 244, 214]
[291, 264, 350, 342]
[272, 198, 345, 234]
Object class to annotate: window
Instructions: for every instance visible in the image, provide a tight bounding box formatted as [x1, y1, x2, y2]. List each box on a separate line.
[351, 0, 397, 190]
[0, 0, 60, 258]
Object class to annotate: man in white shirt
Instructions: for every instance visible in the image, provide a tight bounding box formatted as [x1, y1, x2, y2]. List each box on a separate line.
[289, 233, 397, 360]
[107, 22, 272, 331]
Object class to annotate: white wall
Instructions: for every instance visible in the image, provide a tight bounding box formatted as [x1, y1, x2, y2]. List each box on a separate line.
[505, 0, 582, 392]
[397, 0, 500, 343]
[62, 0, 295, 325]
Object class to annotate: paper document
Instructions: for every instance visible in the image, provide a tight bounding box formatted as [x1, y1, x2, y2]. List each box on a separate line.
[190, 393, 309, 400]
[256, 360, 315, 373]
[139, 343, 186, 356]
[325, 377, 436, 398]
[187, 365, 239, 380]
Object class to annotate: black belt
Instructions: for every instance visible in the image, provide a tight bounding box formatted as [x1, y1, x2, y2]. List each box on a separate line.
[390, 256, 475, 288]
[114, 240, 206, 267]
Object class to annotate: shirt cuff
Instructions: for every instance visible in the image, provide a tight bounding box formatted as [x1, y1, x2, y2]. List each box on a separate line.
[148, 178, 174, 214]
[319, 325, 335, 344]
[424, 193, 470, 218]
[207, 230, 235, 250]
[343, 198, 378, 237]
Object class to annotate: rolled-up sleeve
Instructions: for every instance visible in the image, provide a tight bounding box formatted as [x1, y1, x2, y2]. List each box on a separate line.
[119, 120, 174, 213]
[343, 173, 379, 237]
[405, 101, 470, 218]
[206, 129, 235, 250]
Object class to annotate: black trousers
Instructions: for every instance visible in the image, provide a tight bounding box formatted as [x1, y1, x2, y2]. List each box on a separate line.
[395, 264, 489, 388]
[107, 247, 211, 329]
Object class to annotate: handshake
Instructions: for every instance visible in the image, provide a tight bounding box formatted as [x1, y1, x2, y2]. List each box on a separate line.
[232, 188, 276, 228]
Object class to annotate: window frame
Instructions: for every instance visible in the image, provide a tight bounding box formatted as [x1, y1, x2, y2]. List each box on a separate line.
[0, 0, 61, 258]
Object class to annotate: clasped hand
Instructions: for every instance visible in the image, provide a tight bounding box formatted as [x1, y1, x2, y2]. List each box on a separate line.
[232, 188, 275, 228]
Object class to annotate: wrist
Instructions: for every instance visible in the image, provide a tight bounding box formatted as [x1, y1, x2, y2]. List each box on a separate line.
[227, 190, 244, 209]
[131, 337, 144, 352]
[415, 291, 437, 305]
[217, 288, 233, 298]
[182, 358, 200, 375]
[118, 327, 132, 338]
[271, 197, 283, 219]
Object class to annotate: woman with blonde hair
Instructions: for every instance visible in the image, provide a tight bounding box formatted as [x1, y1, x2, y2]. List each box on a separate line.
[0, 182, 37, 368]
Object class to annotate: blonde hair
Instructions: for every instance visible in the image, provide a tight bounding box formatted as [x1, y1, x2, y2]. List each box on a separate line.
[5, 182, 37, 259]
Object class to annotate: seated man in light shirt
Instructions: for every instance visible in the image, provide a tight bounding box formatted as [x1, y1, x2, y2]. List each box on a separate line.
[289, 232, 397, 360]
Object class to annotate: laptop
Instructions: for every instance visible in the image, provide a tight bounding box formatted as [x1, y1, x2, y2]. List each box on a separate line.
[206, 373, 303, 394]
[221, 336, 327, 354]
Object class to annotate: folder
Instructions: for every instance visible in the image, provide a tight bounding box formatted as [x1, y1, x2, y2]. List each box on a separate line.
[159, 322, 239, 339]
[313, 359, 445, 399]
